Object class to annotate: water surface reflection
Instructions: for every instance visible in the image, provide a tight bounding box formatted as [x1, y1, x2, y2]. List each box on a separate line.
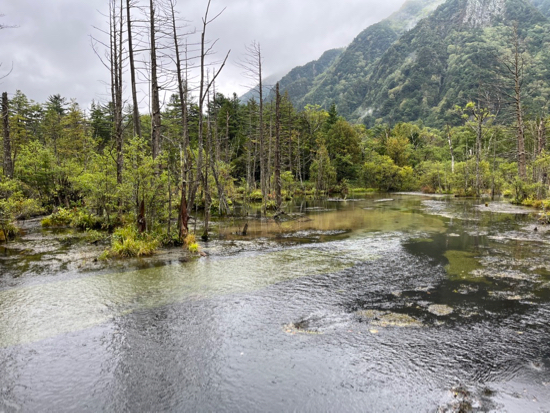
[1, 194, 549, 412]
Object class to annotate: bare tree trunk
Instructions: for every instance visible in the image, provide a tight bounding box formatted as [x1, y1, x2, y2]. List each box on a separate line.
[239, 42, 265, 201]
[538, 117, 546, 156]
[267, 109, 272, 198]
[126, 0, 141, 138]
[446, 125, 455, 174]
[257, 45, 266, 203]
[113, 0, 124, 186]
[167, 177, 172, 237]
[476, 109, 482, 197]
[2, 92, 13, 179]
[297, 132, 303, 185]
[511, 24, 526, 179]
[202, 88, 212, 240]
[287, 103, 292, 173]
[138, 199, 146, 233]
[515, 86, 526, 179]
[197, 0, 230, 239]
[275, 83, 282, 211]
[168, 0, 190, 240]
[150, 0, 161, 160]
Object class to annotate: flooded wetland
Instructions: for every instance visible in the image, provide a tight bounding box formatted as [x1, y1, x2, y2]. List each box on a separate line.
[1, 193, 550, 412]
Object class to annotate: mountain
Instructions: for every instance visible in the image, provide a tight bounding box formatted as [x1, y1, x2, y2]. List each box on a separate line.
[297, 0, 446, 116]
[246, 0, 550, 127]
[272, 48, 344, 105]
[239, 73, 285, 103]
[358, 0, 550, 126]
[241, 0, 445, 109]
[531, 0, 550, 16]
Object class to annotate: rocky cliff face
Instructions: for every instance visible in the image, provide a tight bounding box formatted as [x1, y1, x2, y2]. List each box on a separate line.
[462, 0, 506, 27]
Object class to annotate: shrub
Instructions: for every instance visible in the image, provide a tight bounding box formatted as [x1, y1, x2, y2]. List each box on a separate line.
[248, 189, 263, 202]
[103, 225, 160, 258]
[12, 198, 46, 220]
[362, 152, 416, 192]
[188, 242, 200, 254]
[184, 233, 201, 255]
[41, 207, 103, 230]
[41, 208, 74, 227]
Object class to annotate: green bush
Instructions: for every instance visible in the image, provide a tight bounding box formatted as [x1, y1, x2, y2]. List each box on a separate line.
[103, 225, 160, 258]
[41, 208, 74, 227]
[248, 189, 263, 202]
[0, 199, 19, 242]
[41, 207, 103, 230]
[362, 152, 416, 192]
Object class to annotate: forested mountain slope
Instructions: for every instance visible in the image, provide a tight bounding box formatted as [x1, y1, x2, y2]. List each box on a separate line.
[243, 0, 444, 113]
[262, 0, 550, 128]
[531, 0, 550, 16]
[298, 0, 446, 117]
[271, 48, 344, 106]
[359, 0, 550, 126]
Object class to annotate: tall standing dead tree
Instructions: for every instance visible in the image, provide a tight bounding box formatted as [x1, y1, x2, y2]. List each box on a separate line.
[91, 1, 125, 186]
[149, 0, 162, 160]
[111, 0, 125, 185]
[499, 23, 527, 179]
[167, 0, 191, 240]
[238, 42, 266, 202]
[2, 92, 13, 179]
[126, 0, 141, 138]
[193, 0, 230, 240]
[274, 83, 282, 211]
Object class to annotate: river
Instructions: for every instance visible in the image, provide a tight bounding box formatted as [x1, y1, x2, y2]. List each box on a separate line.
[1, 193, 549, 412]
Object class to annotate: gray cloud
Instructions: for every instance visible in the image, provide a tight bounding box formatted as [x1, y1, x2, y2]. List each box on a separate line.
[1, 0, 404, 109]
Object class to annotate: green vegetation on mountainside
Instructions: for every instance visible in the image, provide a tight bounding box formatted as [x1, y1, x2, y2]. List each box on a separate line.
[361, 0, 550, 127]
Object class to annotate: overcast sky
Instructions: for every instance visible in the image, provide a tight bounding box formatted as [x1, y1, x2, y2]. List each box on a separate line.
[1, 0, 404, 109]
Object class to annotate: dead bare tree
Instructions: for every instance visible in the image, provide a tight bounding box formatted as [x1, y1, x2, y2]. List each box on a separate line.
[112, 0, 125, 185]
[0, 15, 16, 80]
[274, 83, 282, 211]
[537, 117, 546, 156]
[90, 0, 125, 185]
[2, 92, 13, 179]
[149, 0, 162, 160]
[446, 125, 455, 174]
[498, 22, 527, 179]
[194, 0, 230, 241]
[166, 0, 191, 240]
[126, 0, 141, 138]
[238, 41, 266, 204]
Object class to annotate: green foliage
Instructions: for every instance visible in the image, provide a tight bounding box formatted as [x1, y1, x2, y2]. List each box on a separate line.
[247, 190, 264, 202]
[184, 233, 201, 255]
[71, 149, 118, 222]
[0, 179, 45, 220]
[416, 161, 453, 193]
[281, 171, 297, 196]
[82, 229, 108, 243]
[103, 225, 160, 258]
[41, 207, 103, 230]
[0, 199, 17, 242]
[310, 144, 337, 193]
[325, 119, 362, 181]
[362, 152, 416, 191]
[188, 242, 200, 254]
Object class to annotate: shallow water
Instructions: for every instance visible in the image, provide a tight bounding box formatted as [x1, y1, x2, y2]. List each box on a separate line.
[1, 194, 550, 412]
